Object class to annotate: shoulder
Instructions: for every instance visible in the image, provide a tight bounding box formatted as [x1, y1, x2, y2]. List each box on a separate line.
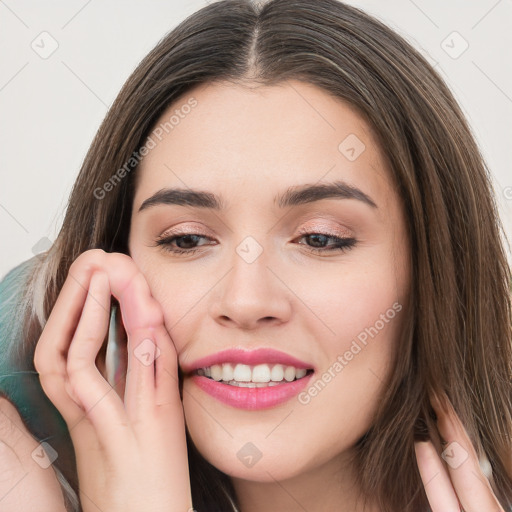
[0, 396, 67, 512]
[0, 256, 39, 325]
[0, 257, 42, 431]
[0, 256, 38, 308]
[0, 256, 39, 366]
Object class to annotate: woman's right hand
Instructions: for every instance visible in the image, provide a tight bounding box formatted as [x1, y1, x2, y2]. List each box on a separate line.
[33, 249, 193, 512]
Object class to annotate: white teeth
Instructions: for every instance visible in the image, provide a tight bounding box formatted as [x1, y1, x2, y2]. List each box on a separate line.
[223, 380, 281, 387]
[222, 363, 234, 381]
[252, 364, 271, 383]
[270, 364, 284, 381]
[284, 366, 296, 382]
[198, 362, 311, 384]
[295, 368, 307, 379]
[233, 364, 252, 382]
[211, 364, 223, 381]
[234, 382, 257, 388]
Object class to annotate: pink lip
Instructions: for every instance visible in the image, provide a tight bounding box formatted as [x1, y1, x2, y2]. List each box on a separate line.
[181, 348, 315, 410]
[190, 373, 314, 410]
[181, 348, 314, 374]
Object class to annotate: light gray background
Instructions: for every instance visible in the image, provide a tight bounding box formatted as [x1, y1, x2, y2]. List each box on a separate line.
[1, 0, 511, 280]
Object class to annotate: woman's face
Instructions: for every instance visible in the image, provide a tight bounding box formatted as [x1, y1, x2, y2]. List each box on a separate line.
[128, 79, 410, 483]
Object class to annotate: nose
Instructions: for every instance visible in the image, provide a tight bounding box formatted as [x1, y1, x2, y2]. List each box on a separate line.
[208, 246, 292, 331]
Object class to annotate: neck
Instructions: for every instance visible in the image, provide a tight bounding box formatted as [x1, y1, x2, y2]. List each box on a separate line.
[230, 449, 380, 512]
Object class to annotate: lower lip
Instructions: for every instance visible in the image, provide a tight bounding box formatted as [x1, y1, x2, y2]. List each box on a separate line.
[190, 373, 314, 410]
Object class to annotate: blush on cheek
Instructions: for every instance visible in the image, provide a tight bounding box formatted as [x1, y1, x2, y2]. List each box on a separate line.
[332, 298, 404, 367]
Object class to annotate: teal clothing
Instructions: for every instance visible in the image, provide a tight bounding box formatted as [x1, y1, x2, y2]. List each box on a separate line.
[0, 257, 79, 501]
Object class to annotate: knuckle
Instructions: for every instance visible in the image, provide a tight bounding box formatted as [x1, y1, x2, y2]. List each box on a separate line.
[147, 296, 165, 325]
[36, 368, 61, 385]
[66, 350, 94, 377]
[33, 339, 56, 376]
[111, 251, 131, 264]
[36, 373, 63, 405]
[115, 254, 139, 279]
[69, 248, 106, 275]
[66, 360, 86, 377]
[33, 343, 45, 373]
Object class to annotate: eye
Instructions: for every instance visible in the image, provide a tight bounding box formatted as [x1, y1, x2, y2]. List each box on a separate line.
[294, 228, 357, 255]
[153, 229, 357, 256]
[153, 231, 214, 255]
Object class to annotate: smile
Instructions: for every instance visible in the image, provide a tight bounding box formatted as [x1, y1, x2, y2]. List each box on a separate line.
[196, 363, 312, 386]
[182, 348, 316, 410]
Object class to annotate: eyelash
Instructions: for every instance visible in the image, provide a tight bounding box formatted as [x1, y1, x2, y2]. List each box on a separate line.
[154, 228, 357, 256]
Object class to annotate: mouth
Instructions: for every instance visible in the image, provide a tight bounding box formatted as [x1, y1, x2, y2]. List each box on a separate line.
[182, 348, 315, 410]
[194, 363, 314, 387]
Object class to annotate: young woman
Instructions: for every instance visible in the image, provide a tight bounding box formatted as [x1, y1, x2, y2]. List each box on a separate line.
[0, 0, 511, 510]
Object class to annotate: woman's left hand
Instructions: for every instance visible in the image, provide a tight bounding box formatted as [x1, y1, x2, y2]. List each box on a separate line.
[414, 392, 505, 512]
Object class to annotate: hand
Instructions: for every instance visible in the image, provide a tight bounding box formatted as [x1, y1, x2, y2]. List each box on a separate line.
[414, 392, 505, 512]
[34, 249, 193, 512]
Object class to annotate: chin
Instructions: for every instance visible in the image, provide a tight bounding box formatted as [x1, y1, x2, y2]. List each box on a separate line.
[189, 431, 319, 482]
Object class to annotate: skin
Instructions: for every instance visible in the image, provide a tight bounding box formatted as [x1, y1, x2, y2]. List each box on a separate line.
[5, 79, 503, 512]
[128, 79, 410, 511]
[0, 397, 67, 511]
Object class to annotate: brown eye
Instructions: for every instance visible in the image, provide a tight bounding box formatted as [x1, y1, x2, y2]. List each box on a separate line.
[153, 230, 357, 256]
[296, 231, 357, 254]
[154, 232, 214, 255]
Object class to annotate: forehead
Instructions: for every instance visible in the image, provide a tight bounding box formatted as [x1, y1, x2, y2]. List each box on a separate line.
[133, 79, 393, 211]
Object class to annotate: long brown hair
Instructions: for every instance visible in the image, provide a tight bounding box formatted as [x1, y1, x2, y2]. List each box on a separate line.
[9, 0, 512, 509]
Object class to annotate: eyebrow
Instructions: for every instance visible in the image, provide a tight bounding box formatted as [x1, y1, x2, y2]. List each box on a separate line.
[137, 180, 377, 212]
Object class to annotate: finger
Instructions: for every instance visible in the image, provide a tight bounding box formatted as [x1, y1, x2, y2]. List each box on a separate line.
[115, 269, 163, 333]
[91, 261, 178, 418]
[415, 440, 461, 512]
[430, 392, 505, 512]
[35, 250, 139, 374]
[151, 324, 192, 496]
[34, 250, 111, 424]
[154, 324, 181, 410]
[34, 250, 139, 425]
[115, 281, 184, 419]
[119, 272, 163, 423]
[34, 259, 108, 428]
[67, 271, 127, 435]
[112, 273, 191, 498]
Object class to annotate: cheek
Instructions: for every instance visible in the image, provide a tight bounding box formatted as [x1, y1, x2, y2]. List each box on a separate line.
[287, 257, 406, 350]
[132, 263, 208, 352]
[333, 275, 404, 355]
[289, 259, 406, 418]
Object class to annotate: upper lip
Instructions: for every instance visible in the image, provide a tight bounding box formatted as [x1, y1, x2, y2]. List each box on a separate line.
[180, 348, 315, 374]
